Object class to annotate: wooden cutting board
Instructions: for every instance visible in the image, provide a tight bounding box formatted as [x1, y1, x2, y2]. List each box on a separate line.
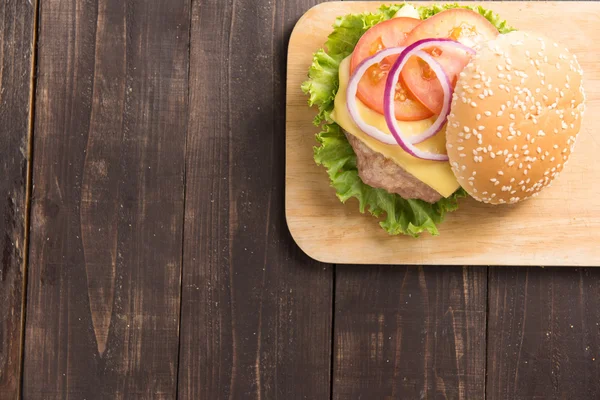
[285, 1, 600, 266]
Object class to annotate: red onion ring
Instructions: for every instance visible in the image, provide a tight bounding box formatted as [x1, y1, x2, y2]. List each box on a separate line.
[385, 39, 476, 148]
[346, 39, 475, 161]
[346, 47, 450, 160]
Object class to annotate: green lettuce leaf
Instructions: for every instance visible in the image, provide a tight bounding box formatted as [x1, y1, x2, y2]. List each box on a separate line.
[302, 3, 512, 237]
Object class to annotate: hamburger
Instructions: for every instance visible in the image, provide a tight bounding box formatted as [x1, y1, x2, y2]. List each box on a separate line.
[301, 3, 585, 236]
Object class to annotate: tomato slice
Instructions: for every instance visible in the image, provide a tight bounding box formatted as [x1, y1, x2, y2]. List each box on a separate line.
[350, 17, 433, 121]
[401, 9, 500, 114]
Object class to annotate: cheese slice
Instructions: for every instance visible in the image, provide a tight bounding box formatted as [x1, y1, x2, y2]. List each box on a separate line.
[330, 56, 460, 198]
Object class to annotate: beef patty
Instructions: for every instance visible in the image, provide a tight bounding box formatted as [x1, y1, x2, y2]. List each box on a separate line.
[345, 131, 442, 203]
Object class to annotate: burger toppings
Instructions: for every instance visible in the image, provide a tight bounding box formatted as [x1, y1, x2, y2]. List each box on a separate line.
[383, 39, 476, 160]
[345, 8, 500, 161]
[349, 17, 432, 121]
[347, 37, 475, 160]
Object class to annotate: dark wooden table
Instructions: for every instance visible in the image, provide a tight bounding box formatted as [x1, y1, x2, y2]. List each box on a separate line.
[0, 1, 599, 399]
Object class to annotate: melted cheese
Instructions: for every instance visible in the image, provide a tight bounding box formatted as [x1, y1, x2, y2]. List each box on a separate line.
[330, 56, 460, 197]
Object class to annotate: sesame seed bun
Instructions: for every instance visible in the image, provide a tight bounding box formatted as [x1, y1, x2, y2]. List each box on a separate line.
[446, 30, 585, 205]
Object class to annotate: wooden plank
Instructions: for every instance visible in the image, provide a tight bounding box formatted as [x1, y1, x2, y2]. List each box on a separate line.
[487, 267, 600, 399]
[285, 1, 600, 266]
[176, 0, 333, 398]
[22, 0, 189, 398]
[0, 0, 35, 398]
[333, 266, 487, 399]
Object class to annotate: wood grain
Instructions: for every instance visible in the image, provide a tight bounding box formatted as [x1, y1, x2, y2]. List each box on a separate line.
[176, 0, 333, 398]
[0, 0, 35, 397]
[22, 0, 189, 398]
[286, 1, 600, 266]
[488, 267, 600, 399]
[333, 266, 487, 399]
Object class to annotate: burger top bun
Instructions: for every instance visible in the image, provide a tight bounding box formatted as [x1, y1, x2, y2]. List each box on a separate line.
[445, 30, 585, 205]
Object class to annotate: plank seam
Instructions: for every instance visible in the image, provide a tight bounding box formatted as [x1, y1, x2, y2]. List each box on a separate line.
[19, 0, 40, 398]
[329, 264, 336, 400]
[484, 266, 490, 400]
[174, 0, 195, 398]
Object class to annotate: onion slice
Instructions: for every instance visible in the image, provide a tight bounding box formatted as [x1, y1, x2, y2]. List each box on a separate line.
[346, 39, 475, 161]
[346, 47, 407, 145]
[385, 38, 476, 147]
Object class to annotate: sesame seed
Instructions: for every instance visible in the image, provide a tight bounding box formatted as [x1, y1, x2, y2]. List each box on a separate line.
[496, 132, 502, 138]
[497, 65, 504, 71]
[464, 126, 470, 133]
[497, 111, 503, 117]
[484, 111, 492, 117]
[465, 133, 472, 140]
[509, 114, 516, 120]
[476, 114, 481, 120]
[471, 101, 477, 107]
